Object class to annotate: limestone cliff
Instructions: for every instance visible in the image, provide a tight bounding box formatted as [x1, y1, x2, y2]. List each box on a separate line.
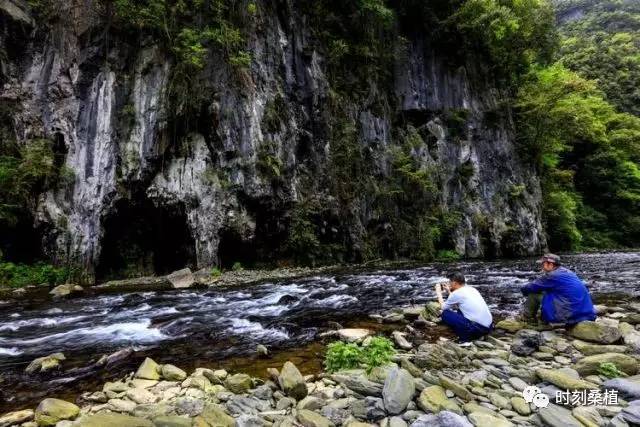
[0, 0, 545, 280]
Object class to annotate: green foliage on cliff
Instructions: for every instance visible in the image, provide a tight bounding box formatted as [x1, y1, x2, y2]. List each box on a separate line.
[0, 138, 72, 226]
[448, 0, 557, 84]
[0, 261, 72, 288]
[516, 64, 640, 250]
[555, 0, 640, 116]
[110, 0, 250, 71]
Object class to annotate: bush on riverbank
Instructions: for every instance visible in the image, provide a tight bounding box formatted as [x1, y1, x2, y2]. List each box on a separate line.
[0, 261, 72, 288]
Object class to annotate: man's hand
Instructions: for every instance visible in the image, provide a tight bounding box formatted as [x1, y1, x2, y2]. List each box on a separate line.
[435, 282, 446, 308]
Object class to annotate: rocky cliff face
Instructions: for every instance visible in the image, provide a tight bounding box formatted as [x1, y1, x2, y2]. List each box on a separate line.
[0, 0, 545, 280]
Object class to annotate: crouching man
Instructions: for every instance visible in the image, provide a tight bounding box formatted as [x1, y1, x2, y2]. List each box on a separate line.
[435, 273, 493, 344]
[521, 253, 596, 326]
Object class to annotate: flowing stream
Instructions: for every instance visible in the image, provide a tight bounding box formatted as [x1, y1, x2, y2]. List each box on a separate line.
[1, 252, 639, 411]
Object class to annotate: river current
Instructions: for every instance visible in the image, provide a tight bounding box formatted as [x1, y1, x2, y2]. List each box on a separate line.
[1, 252, 639, 410]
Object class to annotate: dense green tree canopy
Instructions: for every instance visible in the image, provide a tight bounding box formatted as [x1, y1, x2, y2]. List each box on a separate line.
[555, 0, 640, 116]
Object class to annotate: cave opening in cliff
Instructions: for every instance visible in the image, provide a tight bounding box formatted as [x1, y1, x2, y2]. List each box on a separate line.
[217, 229, 257, 270]
[96, 195, 196, 281]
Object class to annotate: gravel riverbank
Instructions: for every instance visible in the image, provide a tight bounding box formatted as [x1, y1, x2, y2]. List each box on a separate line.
[3, 300, 640, 427]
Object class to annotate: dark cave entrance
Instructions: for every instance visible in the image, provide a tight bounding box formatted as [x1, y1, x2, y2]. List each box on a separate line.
[96, 195, 196, 281]
[217, 229, 257, 269]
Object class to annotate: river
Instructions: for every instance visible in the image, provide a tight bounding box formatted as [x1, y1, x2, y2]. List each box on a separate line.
[1, 252, 639, 411]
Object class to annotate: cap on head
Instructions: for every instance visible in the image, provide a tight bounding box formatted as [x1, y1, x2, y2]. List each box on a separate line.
[539, 253, 561, 266]
[448, 272, 466, 285]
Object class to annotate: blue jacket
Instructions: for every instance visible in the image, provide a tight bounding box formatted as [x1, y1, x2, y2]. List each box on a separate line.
[521, 267, 596, 325]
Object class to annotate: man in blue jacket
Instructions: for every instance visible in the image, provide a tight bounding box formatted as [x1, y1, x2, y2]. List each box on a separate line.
[521, 253, 596, 326]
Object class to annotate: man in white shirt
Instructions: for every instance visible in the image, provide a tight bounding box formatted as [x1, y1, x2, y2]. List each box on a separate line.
[435, 273, 493, 343]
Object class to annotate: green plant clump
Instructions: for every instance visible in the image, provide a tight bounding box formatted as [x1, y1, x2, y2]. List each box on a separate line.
[231, 262, 244, 272]
[324, 341, 363, 373]
[598, 362, 625, 379]
[324, 336, 396, 374]
[436, 250, 462, 262]
[0, 261, 73, 288]
[210, 267, 222, 278]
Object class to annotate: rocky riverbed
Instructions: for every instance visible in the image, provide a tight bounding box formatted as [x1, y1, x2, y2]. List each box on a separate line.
[3, 299, 640, 427]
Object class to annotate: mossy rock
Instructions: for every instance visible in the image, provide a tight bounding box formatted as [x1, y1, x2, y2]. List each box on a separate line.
[34, 398, 79, 426]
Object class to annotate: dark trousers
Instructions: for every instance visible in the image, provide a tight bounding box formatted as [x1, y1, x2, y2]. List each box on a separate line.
[441, 309, 492, 343]
[524, 292, 544, 324]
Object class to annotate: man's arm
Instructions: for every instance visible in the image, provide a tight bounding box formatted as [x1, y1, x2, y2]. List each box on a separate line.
[436, 283, 457, 310]
[435, 282, 446, 308]
[521, 275, 555, 295]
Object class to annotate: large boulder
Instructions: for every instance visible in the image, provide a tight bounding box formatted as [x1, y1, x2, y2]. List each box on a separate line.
[510, 397, 531, 416]
[603, 376, 640, 399]
[194, 403, 235, 427]
[417, 385, 462, 415]
[49, 283, 83, 298]
[575, 353, 638, 376]
[126, 388, 157, 404]
[535, 368, 599, 390]
[331, 372, 382, 396]
[619, 322, 640, 352]
[439, 375, 473, 401]
[421, 302, 441, 322]
[74, 413, 153, 427]
[411, 411, 472, 427]
[161, 364, 187, 381]
[468, 412, 513, 427]
[539, 404, 583, 427]
[225, 373, 254, 394]
[382, 367, 415, 415]
[166, 268, 194, 289]
[34, 398, 80, 426]
[337, 329, 372, 342]
[495, 319, 525, 333]
[510, 329, 541, 356]
[296, 409, 334, 427]
[351, 397, 386, 421]
[572, 406, 604, 427]
[25, 352, 65, 374]
[135, 357, 160, 380]
[0, 409, 33, 427]
[278, 361, 308, 400]
[392, 331, 412, 350]
[622, 404, 640, 425]
[153, 415, 192, 427]
[569, 321, 621, 344]
[572, 339, 628, 355]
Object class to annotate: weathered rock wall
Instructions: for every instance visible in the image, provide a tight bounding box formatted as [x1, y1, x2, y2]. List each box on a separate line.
[0, 0, 545, 279]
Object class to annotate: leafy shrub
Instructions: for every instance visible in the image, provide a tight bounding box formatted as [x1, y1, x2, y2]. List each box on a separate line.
[436, 250, 462, 262]
[361, 337, 396, 373]
[598, 362, 624, 379]
[324, 341, 363, 373]
[210, 267, 222, 278]
[231, 262, 244, 272]
[0, 261, 72, 288]
[324, 336, 396, 373]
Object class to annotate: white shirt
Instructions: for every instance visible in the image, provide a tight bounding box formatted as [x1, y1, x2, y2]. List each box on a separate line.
[442, 285, 493, 328]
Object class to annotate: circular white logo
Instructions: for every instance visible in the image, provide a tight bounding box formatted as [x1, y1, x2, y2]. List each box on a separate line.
[522, 385, 549, 408]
